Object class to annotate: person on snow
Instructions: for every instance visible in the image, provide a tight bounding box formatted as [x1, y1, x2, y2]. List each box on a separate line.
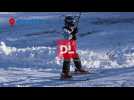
[61, 16, 88, 79]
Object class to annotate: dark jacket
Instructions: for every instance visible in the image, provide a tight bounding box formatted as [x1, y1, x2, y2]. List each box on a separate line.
[63, 26, 78, 40]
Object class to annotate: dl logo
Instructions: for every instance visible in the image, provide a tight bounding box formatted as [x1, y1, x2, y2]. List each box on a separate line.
[57, 39, 78, 59]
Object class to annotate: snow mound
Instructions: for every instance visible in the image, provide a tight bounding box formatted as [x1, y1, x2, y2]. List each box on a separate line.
[0, 41, 59, 68]
[1, 41, 134, 70]
[79, 47, 134, 69]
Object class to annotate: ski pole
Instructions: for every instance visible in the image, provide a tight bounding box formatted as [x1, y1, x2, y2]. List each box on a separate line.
[75, 12, 82, 28]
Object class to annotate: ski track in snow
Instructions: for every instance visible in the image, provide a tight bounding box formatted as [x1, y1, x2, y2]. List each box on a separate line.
[1, 67, 134, 87]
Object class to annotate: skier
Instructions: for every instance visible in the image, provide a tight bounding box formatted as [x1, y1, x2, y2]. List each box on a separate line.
[61, 16, 88, 79]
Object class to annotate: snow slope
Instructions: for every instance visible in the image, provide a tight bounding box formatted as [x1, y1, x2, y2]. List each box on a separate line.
[0, 12, 134, 87]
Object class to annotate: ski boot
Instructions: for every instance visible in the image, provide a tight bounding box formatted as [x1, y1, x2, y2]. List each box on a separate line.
[60, 72, 72, 80]
[75, 68, 89, 74]
[73, 57, 89, 74]
[61, 59, 72, 80]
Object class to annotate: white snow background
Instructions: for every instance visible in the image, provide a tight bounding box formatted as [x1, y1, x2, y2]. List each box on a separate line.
[0, 12, 134, 87]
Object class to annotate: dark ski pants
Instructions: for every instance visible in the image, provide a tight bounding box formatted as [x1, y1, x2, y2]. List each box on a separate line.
[62, 55, 82, 73]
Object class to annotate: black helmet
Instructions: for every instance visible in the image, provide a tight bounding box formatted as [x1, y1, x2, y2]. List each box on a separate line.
[64, 16, 75, 27]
